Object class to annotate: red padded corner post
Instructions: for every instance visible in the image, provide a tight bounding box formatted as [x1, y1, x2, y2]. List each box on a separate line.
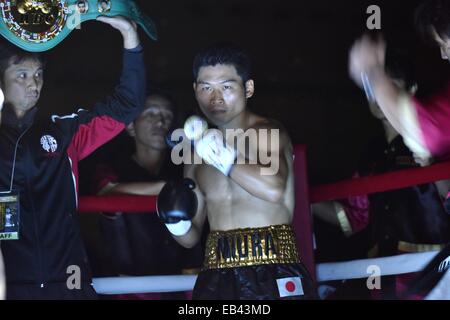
[292, 145, 316, 281]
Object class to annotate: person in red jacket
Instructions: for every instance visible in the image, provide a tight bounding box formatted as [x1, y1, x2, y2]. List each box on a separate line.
[348, 0, 450, 299]
[0, 16, 146, 299]
[348, 0, 450, 163]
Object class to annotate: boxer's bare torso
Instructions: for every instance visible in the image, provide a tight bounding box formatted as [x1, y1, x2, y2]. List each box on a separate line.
[186, 112, 294, 233]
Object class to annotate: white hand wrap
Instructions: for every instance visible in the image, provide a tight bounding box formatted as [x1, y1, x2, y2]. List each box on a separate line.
[165, 219, 192, 237]
[184, 115, 208, 141]
[195, 129, 236, 176]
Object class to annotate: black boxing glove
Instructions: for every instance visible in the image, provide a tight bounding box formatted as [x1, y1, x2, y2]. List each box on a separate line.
[157, 178, 198, 236]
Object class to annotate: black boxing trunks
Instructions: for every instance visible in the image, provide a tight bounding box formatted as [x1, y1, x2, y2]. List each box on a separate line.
[192, 224, 316, 300]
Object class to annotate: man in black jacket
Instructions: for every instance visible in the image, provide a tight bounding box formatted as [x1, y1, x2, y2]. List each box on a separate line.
[0, 87, 4, 300]
[0, 16, 145, 299]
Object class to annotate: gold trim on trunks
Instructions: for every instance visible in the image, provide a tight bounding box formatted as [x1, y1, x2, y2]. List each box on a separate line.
[368, 241, 447, 257]
[203, 224, 300, 270]
[398, 241, 447, 253]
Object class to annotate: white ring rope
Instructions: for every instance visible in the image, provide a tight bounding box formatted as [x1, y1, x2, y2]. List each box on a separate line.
[91, 251, 438, 295]
[92, 274, 198, 295]
[425, 267, 450, 300]
[316, 251, 439, 282]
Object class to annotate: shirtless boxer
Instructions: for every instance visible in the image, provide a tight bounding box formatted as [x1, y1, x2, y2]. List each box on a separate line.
[157, 43, 316, 300]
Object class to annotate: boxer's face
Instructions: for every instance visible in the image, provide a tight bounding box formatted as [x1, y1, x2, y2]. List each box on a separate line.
[432, 29, 450, 62]
[128, 95, 174, 150]
[194, 64, 254, 126]
[2, 57, 43, 115]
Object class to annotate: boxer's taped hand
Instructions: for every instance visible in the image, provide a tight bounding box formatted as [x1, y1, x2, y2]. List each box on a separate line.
[195, 129, 236, 176]
[184, 115, 208, 141]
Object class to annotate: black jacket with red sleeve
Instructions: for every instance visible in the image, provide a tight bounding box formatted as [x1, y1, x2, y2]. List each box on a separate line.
[0, 48, 145, 297]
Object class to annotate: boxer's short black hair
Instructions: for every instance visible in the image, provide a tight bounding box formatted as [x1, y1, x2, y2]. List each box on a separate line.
[0, 41, 44, 82]
[193, 43, 251, 84]
[415, 0, 450, 41]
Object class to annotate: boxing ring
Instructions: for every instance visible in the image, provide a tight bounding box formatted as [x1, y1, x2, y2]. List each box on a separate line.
[78, 145, 450, 295]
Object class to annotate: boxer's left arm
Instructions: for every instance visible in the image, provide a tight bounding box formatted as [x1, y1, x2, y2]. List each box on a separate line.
[229, 121, 290, 203]
[167, 164, 208, 248]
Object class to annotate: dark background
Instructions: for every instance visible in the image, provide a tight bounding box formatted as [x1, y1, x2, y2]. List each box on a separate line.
[34, 0, 449, 186]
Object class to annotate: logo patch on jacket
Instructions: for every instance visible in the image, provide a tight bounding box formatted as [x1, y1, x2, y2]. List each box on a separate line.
[40, 135, 58, 153]
[276, 277, 304, 297]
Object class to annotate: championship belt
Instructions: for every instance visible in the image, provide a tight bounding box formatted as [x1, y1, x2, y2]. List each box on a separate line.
[0, 0, 157, 52]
